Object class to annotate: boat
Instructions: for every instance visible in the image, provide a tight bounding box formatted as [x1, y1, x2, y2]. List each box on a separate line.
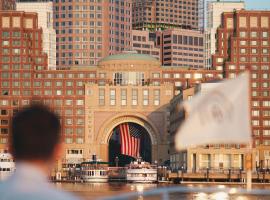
[126, 157, 157, 183]
[0, 153, 15, 181]
[80, 155, 109, 183]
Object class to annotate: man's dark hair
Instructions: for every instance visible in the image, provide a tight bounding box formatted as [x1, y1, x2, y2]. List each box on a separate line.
[11, 104, 61, 161]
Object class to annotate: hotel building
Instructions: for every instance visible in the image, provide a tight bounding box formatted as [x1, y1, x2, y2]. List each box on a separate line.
[213, 10, 270, 169]
[16, 1, 57, 70]
[0, 11, 221, 174]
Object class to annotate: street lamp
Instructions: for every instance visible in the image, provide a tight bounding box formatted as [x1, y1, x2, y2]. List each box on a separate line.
[115, 156, 119, 167]
[206, 167, 209, 182]
[181, 166, 184, 181]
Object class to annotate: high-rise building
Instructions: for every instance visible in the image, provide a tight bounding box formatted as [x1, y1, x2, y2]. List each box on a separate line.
[156, 29, 205, 68]
[213, 10, 270, 168]
[53, 0, 132, 69]
[131, 30, 161, 61]
[0, 0, 15, 10]
[16, 1, 57, 70]
[205, 0, 244, 68]
[132, 0, 204, 31]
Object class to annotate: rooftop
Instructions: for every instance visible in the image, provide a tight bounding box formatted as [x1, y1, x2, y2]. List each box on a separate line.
[100, 52, 158, 63]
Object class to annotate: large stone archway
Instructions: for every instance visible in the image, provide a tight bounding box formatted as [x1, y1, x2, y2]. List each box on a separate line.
[96, 112, 161, 162]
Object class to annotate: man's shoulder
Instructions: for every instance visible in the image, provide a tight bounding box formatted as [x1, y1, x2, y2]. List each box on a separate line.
[0, 180, 80, 200]
[41, 186, 81, 200]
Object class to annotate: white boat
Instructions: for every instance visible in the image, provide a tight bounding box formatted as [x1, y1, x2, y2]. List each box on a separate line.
[80, 156, 109, 183]
[0, 153, 15, 181]
[126, 158, 157, 183]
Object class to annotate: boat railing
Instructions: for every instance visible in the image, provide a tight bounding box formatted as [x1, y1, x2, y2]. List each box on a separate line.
[99, 186, 270, 200]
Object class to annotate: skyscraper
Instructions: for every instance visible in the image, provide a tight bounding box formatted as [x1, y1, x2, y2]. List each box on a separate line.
[205, 0, 244, 68]
[16, 0, 57, 70]
[156, 29, 205, 68]
[53, 0, 132, 69]
[132, 0, 204, 31]
[213, 10, 270, 168]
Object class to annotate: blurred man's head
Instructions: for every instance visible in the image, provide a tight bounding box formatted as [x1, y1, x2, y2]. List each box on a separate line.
[11, 105, 61, 162]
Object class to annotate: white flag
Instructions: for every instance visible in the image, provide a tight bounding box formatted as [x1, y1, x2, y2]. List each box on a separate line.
[175, 72, 251, 150]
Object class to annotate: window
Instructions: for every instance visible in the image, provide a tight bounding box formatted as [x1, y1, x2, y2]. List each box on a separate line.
[76, 119, 84, 125]
[263, 130, 270, 136]
[110, 89, 116, 106]
[251, 32, 257, 38]
[240, 48, 246, 54]
[252, 110, 259, 117]
[65, 138, 73, 144]
[132, 89, 138, 106]
[143, 89, 149, 106]
[263, 101, 270, 107]
[216, 58, 223, 63]
[240, 40, 247, 46]
[263, 120, 270, 126]
[66, 119, 72, 125]
[56, 90, 62, 95]
[152, 73, 160, 78]
[251, 41, 257, 46]
[252, 91, 258, 97]
[99, 89, 105, 106]
[262, 32, 268, 38]
[251, 48, 257, 54]
[252, 101, 259, 107]
[154, 89, 160, 106]
[252, 120, 259, 126]
[76, 100, 84, 106]
[239, 31, 246, 38]
[121, 89, 127, 106]
[65, 99, 72, 106]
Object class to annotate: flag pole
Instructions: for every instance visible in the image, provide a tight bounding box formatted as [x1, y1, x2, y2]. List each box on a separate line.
[246, 142, 252, 190]
[246, 71, 252, 191]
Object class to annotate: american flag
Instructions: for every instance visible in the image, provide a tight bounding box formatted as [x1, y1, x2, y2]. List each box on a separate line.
[119, 123, 141, 158]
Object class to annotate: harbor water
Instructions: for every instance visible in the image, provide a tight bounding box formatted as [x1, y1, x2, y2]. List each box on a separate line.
[54, 182, 270, 200]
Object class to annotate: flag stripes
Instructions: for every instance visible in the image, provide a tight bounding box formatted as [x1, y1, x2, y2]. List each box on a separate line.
[119, 123, 140, 158]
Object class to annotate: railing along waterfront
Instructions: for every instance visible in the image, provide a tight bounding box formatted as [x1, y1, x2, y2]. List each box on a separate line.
[99, 186, 270, 200]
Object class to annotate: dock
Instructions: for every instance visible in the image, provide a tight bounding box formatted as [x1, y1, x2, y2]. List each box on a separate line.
[167, 170, 270, 183]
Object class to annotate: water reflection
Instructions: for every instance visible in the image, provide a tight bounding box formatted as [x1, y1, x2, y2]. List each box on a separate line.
[54, 182, 270, 200]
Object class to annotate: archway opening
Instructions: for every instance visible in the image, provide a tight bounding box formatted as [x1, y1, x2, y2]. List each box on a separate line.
[109, 122, 151, 166]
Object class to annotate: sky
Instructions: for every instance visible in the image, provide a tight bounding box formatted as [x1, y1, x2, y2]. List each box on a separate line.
[242, 0, 270, 10]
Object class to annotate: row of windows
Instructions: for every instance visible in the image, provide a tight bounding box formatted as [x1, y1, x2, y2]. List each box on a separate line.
[54, 5, 102, 11]
[228, 65, 269, 71]
[253, 130, 270, 136]
[0, 99, 84, 107]
[172, 35, 203, 46]
[65, 138, 84, 144]
[1, 89, 85, 96]
[99, 89, 160, 106]
[0, 72, 96, 79]
[239, 40, 269, 46]
[239, 31, 268, 38]
[238, 48, 269, 54]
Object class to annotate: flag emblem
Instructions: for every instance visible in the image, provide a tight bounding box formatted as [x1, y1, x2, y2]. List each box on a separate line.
[119, 123, 141, 158]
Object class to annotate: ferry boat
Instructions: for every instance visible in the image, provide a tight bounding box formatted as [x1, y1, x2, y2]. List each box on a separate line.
[0, 153, 15, 181]
[80, 155, 109, 183]
[126, 158, 157, 183]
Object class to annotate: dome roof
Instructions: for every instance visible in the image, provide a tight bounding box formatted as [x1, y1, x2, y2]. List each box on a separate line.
[100, 53, 158, 63]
